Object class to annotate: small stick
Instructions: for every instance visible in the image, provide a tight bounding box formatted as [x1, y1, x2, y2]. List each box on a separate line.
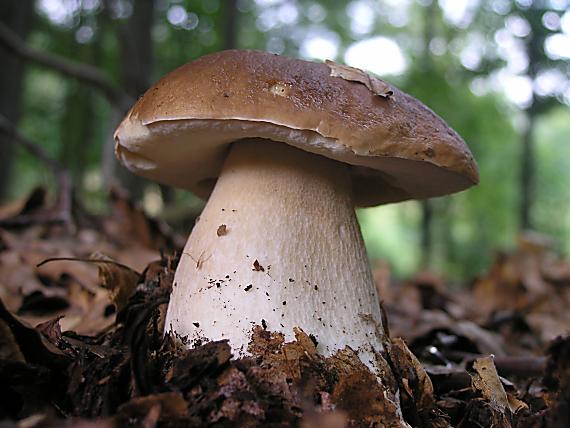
[36, 257, 140, 276]
[0, 22, 131, 110]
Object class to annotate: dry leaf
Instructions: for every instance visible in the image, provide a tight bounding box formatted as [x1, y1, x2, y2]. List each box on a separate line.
[390, 337, 437, 412]
[326, 60, 394, 98]
[472, 356, 523, 414]
[389, 337, 451, 427]
[91, 252, 139, 311]
[301, 411, 348, 428]
[506, 392, 528, 414]
[0, 298, 68, 367]
[36, 315, 64, 346]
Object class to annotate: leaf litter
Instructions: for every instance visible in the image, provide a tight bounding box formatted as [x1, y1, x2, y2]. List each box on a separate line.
[0, 188, 569, 427]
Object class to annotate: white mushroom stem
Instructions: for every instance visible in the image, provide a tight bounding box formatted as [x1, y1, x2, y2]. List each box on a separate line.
[165, 139, 385, 366]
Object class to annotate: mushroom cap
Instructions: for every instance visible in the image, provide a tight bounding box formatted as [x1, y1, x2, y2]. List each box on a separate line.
[114, 50, 478, 207]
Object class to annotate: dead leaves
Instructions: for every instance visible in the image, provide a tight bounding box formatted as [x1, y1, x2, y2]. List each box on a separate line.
[0, 187, 175, 339]
[371, 233, 570, 427]
[389, 337, 448, 426]
[471, 356, 527, 415]
[0, 299, 70, 419]
[90, 253, 140, 311]
[471, 232, 570, 343]
[2, 188, 570, 427]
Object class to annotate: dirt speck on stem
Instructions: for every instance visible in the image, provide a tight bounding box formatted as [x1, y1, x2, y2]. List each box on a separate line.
[216, 224, 228, 236]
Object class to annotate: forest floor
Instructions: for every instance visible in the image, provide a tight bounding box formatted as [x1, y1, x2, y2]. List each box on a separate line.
[0, 188, 569, 427]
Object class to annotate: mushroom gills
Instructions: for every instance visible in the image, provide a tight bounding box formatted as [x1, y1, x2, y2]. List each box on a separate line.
[165, 138, 385, 369]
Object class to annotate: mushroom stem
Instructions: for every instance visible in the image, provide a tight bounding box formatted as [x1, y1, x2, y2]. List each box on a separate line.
[165, 139, 385, 364]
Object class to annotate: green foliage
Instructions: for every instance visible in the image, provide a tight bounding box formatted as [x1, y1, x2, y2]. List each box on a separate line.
[533, 107, 570, 254]
[403, 68, 519, 277]
[6, 0, 570, 280]
[358, 202, 422, 276]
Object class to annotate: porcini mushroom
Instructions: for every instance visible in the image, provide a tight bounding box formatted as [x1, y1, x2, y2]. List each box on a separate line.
[114, 50, 478, 369]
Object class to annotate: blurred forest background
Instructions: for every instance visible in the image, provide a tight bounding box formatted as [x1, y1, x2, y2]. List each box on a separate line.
[0, 0, 569, 280]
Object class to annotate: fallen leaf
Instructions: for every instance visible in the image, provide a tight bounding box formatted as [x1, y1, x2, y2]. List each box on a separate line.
[36, 316, 64, 346]
[90, 252, 140, 311]
[326, 60, 394, 98]
[472, 356, 521, 414]
[389, 337, 450, 427]
[301, 411, 348, 428]
[0, 298, 69, 368]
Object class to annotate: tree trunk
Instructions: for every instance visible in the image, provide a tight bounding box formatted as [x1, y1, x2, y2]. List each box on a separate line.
[419, 1, 438, 268]
[0, 0, 34, 200]
[102, 0, 155, 199]
[58, 26, 102, 185]
[519, 110, 536, 230]
[420, 200, 433, 267]
[223, 0, 239, 50]
[518, 4, 544, 231]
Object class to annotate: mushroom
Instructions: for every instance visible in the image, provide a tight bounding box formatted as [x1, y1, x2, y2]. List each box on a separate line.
[114, 50, 478, 369]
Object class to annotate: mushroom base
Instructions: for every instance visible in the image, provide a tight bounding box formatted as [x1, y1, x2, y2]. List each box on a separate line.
[165, 139, 385, 368]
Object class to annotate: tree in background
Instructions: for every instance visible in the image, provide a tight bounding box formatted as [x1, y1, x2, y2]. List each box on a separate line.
[512, 0, 570, 230]
[0, 1, 34, 200]
[1, 0, 569, 279]
[101, 0, 156, 199]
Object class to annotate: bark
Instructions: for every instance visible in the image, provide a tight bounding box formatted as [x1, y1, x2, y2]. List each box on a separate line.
[0, 1, 34, 200]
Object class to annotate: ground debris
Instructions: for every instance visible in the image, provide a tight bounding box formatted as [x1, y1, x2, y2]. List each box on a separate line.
[388, 337, 451, 427]
[1, 193, 570, 427]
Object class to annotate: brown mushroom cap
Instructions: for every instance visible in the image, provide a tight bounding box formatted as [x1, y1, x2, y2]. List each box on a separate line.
[114, 50, 478, 207]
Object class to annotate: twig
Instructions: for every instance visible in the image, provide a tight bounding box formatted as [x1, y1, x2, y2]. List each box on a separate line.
[0, 22, 131, 110]
[37, 257, 141, 276]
